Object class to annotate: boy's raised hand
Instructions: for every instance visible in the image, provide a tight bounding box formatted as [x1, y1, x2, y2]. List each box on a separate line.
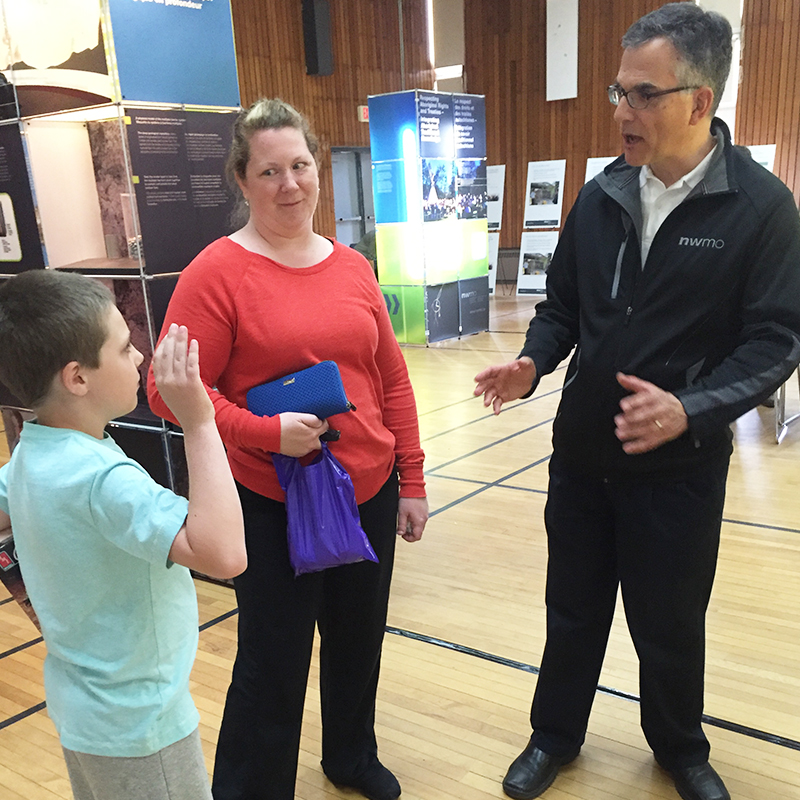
[152, 324, 215, 431]
[156, 323, 246, 579]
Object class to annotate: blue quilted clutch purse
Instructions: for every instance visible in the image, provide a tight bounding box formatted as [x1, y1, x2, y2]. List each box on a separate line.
[246, 361, 355, 420]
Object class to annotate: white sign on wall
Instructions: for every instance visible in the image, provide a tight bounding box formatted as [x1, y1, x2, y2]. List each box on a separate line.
[746, 144, 776, 173]
[488, 231, 499, 294]
[487, 164, 506, 230]
[584, 156, 617, 184]
[546, 0, 578, 101]
[523, 159, 566, 229]
[517, 230, 559, 295]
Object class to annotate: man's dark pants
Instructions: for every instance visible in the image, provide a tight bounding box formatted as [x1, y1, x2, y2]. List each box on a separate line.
[530, 455, 730, 770]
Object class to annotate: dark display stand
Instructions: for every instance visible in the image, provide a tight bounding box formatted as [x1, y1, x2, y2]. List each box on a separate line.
[0, 4, 239, 506]
[0, 122, 45, 272]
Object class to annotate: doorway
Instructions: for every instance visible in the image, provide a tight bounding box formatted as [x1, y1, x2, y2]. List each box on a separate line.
[330, 147, 374, 247]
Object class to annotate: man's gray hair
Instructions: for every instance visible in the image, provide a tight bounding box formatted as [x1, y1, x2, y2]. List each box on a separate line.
[622, 2, 732, 114]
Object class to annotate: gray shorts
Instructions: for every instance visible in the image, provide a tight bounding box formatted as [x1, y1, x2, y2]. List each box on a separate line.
[62, 728, 212, 800]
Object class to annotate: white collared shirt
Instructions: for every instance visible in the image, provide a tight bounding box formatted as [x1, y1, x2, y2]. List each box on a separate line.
[639, 145, 717, 265]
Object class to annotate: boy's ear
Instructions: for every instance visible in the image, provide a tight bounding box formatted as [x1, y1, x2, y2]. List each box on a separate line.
[59, 361, 89, 397]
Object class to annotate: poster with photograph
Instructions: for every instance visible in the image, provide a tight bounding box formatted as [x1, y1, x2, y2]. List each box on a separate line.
[455, 159, 486, 220]
[584, 156, 617, 184]
[421, 158, 456, 222]
[0, 0, 112, 116]
[517, 230, 559, 295]
[487, 231, 499, 294]
[523, 159, 566, 229]
[487, 164, 505, 230]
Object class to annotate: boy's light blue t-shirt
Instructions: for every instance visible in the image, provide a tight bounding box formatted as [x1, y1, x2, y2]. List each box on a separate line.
[0, 421, 198, 757]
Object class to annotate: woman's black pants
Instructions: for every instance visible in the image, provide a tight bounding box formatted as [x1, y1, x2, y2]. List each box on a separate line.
[212, 472, 399, 800]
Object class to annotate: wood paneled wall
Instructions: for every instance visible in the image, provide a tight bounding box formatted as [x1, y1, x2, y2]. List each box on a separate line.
[736, 0, 800, 205]
[464, 0, 665, 249]
[231, 0, 434, 237]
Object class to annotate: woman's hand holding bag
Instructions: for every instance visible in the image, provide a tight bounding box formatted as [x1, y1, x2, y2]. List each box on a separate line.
[272, 443, 378, 576]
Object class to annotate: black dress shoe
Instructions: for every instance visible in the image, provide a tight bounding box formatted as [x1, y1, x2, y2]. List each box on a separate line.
[325, 760, 401, 800]
[502, 738, 578, 800]
[670, 762, 730, 800]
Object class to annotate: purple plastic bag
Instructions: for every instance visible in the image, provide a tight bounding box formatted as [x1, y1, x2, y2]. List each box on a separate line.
[272, 443, 378, 576]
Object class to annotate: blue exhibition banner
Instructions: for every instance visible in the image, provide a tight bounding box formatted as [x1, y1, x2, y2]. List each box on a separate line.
[372, 161, 410, 225]
[454, 94, 486, 159]
[108, 0, 239, 107]
[368, 92, 418, 163]
[417, 91, 455, 159]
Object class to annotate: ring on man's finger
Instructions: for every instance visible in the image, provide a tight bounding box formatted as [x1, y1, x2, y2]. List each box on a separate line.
[653, 419, 664, 429]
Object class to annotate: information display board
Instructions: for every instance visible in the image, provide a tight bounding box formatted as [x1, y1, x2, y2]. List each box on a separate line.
[107, 0, 239, 107]
[0, 123, 45, 271]
[126, 108, 237, 274]
[517, 230, 559, 295]
[369, 90, 489, 343]
[523, 159, 566, 229]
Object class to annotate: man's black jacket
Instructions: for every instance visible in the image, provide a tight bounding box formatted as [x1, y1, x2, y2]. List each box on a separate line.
[520, 119, 800, 479]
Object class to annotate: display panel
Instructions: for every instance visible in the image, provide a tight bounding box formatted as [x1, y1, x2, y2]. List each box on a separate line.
[126, 107, 237, 274]
[24, 119, 107, 267]
[453, 94, 486, 159]
[425, 282, 459, 343]
[458, 218, 490, 279]
[372, 160, 417, 225]
[0, 122, 44, 271]
[367, 92, 418, 163]
[459, 275, 490, 335]
[369, 90, 488, 343]
[417, 91, 454, 159]
[422, 219, 460, 285]
[0, 0, 112, 116]
[517, 230, 559, 295]
[107, 0, 239, 107]
[375, 223, 424, 286]
[380, 284, 426, 344]
[486, 164, 506, 231]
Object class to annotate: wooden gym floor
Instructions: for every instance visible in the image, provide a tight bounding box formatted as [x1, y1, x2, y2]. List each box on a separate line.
[0, 293, 798, 799]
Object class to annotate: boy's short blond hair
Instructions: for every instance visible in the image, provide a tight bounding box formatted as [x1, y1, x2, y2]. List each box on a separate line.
[0, 270, 114, 408]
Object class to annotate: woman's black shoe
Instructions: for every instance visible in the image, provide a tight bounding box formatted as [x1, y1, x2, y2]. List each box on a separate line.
[325, 760, 401, 800]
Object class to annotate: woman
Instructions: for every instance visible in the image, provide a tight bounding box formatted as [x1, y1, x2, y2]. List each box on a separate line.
[147, 99, 428, 800]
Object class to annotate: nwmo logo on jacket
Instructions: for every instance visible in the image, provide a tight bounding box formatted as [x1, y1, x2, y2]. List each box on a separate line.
[678, 236, 725, 249]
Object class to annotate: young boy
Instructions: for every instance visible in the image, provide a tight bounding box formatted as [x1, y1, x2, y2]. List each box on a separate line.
[0, 269, 246, 800]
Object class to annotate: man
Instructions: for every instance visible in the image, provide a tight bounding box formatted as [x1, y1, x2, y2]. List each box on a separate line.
[474, 4, 800, 800]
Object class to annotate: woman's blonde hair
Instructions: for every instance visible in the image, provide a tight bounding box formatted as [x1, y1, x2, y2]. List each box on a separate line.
[227, 98, 319, 182]
[226, 98, 320, 227]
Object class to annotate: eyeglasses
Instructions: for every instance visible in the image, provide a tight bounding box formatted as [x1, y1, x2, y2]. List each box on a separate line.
[607, 83, 700, 110]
